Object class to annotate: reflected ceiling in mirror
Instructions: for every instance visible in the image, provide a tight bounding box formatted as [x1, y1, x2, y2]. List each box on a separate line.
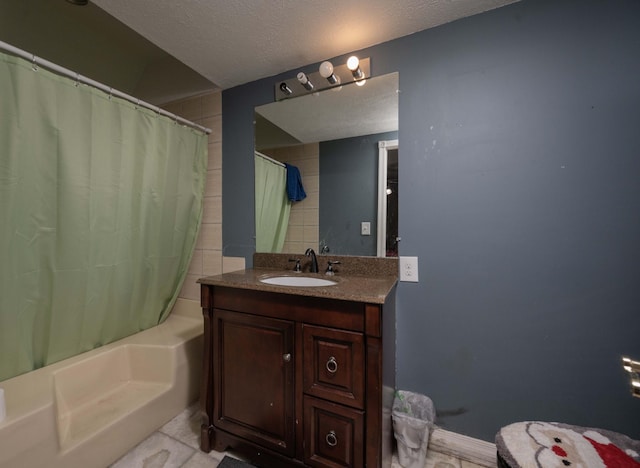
[256, 72, 398, 148]
[255, 72, 398, 258]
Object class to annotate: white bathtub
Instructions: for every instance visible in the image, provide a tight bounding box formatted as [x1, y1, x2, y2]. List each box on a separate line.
[0, 298, 203, 468]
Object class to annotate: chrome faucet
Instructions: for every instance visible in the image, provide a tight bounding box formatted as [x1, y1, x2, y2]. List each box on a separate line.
[288, 258, 302, 272]
[325, 260, 341, 276]
[305, 248, 319, 273]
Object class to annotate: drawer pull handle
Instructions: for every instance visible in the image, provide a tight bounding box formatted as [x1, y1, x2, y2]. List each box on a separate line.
[326, 430, 338, 447]
[283, 353, 291, 362]
[326, 356, 338, 373]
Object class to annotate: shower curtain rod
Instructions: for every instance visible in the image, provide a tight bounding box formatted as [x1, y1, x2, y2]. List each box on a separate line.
[255, 151, 285, 168]
[0, 40, 211, 135]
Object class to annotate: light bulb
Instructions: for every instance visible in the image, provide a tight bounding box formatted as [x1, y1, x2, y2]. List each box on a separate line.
[296, 72, 314, 91]
[279, 82, 293, 96]
[319, 61, 333, 78]
[347, 55, 364, 80]
[319, 61, 338, 84]
[347, 56, 359, 71]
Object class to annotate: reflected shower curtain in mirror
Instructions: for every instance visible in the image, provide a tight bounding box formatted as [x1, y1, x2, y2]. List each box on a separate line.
[255, 153, 290, 253]
[0, 51, 207, 381]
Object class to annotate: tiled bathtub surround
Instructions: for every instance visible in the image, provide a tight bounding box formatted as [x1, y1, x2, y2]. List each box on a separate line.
[162, 91, 247, 302]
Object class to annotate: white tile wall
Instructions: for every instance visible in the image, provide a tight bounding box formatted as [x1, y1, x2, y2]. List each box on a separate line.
[164, 91, 233, 302]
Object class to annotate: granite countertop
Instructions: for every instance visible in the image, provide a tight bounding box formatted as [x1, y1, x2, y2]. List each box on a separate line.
[198, 267, 397, 304]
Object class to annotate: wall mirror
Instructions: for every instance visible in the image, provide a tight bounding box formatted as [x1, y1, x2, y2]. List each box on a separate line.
[255, 71, 399, 257]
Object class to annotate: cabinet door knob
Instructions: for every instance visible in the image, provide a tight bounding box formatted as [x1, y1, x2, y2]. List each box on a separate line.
[325, 430, 338, 447]
[326, 356, 338, 373]
[283, 353, 292, 362]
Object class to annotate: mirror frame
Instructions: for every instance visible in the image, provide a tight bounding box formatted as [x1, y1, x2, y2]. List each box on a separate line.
[377, 139, 399, 257]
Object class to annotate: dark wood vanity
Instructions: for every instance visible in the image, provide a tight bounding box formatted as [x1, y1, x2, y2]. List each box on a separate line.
[198, 257, 397, 467]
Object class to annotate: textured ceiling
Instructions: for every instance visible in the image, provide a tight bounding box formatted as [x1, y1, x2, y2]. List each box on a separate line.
[92, 0, 519, 90]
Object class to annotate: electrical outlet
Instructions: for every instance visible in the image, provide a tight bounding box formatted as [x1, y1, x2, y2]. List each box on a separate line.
[361, 222, 371, 236]
[400, 256, 419, 282]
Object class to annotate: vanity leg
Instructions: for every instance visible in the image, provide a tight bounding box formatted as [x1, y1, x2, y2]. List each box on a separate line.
[200, 424, 214, 452]
[200, 287, 216, 453]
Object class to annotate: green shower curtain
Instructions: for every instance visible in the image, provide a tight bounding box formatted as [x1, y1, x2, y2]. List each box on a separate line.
[0, 51, 208, 381]
[255, 154, 290, 253]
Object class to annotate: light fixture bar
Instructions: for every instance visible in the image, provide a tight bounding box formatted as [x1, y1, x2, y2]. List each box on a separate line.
[275, 57, 371, 101]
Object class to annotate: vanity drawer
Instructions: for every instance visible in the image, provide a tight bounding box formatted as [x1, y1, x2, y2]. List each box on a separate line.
[303, 325, 365, 409]
[304, 396, 364, 468]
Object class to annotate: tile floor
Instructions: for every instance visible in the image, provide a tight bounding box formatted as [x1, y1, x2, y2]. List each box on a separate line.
[109, 403, 489, 468]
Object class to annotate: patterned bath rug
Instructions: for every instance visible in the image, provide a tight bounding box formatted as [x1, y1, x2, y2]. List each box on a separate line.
[496, 421, 640, 467]
[218, 455, 257, 468]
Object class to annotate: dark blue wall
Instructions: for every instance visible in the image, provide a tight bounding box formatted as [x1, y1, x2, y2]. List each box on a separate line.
[223, 0, 640, 441]
[319, 131, 398, 256]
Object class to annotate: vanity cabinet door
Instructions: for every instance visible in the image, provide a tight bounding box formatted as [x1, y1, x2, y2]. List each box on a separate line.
[304, 395, 364, 468]
[303, 325, 365, 409]
[213, 309, 295, 456]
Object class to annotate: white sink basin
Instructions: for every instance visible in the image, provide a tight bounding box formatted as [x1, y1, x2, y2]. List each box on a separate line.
[259, 276, 337, 287]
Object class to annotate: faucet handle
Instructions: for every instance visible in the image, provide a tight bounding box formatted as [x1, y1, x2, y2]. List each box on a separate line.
[288, 258, 302, 272]
[325, 260, 341, 276]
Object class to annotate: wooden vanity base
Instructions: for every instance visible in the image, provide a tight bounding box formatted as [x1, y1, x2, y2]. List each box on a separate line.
[199, 281, 396, 468]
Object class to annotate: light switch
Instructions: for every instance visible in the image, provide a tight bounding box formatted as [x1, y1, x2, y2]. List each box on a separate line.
[361, 222, 371, 236]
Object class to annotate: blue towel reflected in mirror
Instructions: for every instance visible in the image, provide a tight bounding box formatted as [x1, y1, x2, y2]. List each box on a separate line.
[285, 163, 306, 202]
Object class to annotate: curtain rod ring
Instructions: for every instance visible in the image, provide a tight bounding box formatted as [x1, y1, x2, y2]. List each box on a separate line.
[32, 55, 38, 71]
[108, 87, 113, 100]
[75, 73, 80, 87]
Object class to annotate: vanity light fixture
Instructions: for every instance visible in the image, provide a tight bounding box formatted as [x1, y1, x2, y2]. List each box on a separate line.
[274, 57, 370, 100]
[296, 72, 314, 91]
[319, 61, 339, 85]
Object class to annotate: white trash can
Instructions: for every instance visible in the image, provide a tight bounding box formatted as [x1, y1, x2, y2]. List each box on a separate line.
[392, 390, 435, 468]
